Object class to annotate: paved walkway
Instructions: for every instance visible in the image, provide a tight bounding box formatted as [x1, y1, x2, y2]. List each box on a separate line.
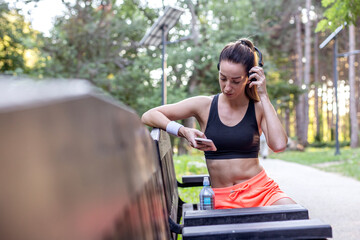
[261, 158, 360, 240]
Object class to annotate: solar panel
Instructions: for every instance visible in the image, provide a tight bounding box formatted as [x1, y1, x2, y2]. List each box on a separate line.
[139, 6, 185, 47]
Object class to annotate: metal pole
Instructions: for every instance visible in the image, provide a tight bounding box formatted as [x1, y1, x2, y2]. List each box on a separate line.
[333, 37, 340, 155]
[161, 25, 167, 105]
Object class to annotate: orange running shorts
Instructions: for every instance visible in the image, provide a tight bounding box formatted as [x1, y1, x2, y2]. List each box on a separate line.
[213, 169, 292, 209]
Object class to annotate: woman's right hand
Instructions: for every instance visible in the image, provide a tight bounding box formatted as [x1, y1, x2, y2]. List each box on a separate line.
[178, 127, 215, 151]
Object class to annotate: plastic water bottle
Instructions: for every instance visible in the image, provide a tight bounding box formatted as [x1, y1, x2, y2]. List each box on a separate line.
[199, 177, 214, 210]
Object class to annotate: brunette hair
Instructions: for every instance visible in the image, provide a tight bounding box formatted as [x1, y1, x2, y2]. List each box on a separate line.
[218, 38, 260, 102]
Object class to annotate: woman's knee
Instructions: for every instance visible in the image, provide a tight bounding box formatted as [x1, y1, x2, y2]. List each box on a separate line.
[271, 197, 297, 205]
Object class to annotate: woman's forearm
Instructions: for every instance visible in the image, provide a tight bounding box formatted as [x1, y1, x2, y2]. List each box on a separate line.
[259, 94, 288, 152]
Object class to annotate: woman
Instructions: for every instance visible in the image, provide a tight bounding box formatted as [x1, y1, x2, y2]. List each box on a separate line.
[141, 38, 296, 209]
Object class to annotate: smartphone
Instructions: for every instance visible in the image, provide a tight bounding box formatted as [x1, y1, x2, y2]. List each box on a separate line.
[194, 137, 217, 151]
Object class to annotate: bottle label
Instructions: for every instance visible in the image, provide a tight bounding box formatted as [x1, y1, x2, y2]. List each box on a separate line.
[204, 197, 211, 205]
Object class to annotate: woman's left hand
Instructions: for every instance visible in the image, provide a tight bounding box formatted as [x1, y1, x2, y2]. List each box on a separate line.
[248, 66, 267, 96]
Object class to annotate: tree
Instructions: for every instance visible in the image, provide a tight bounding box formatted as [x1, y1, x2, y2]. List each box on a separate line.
[348, 24, 358, 147]
[316, 0, 360, 148]
[37, 0, 163, 114]
[316, 0, 360, 32]
[177, 0, 200, 155]
[0, 1, 41, 74]
[313, 21, 321, 141]
[295, 8, 305, 145]
[12, 0, 307, 147]
[302, 0, 312, 146]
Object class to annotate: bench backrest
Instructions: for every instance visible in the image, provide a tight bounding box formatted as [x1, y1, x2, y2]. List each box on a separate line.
[0, 79, 169, 240]
[151, 129, 180, 239]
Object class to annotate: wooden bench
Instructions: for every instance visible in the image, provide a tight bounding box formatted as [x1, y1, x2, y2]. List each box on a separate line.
[151, 128, 333, 239]
[0, 78, 171, 240]
[0, 78, 332, 239]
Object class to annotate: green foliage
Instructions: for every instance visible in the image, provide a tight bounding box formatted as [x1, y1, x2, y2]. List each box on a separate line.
[35, 0, 163, 114]
[173, 152, 208, 203]
[0, 1, 41, 73]
[1, 0, 324, 141]
[316, 0, 360, 32]
[4, 0, 302, 115]
[267, 81, 303, 107]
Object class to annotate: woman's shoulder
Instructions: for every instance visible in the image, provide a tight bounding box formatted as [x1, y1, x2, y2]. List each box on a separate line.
[188, 95, 215, 124]
[182, 95, 214, 114]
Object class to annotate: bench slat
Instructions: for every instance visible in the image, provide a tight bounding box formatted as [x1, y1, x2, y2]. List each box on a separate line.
[182, 175, 209, 184]
[184, 204, 309, 226]
[182, 218, 332, 240]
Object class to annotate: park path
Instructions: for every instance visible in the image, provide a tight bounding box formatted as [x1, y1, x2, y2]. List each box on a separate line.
[261, 158, 360, 240]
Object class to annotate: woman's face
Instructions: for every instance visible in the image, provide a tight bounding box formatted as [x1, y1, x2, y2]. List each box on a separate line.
[218, 61, 248, 98]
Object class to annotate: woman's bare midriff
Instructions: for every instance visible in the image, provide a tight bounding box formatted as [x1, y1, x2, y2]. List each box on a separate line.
[206, 158, 263, 188]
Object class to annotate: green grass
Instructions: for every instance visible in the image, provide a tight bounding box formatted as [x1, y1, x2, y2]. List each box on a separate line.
[270, 147, 360, 181]
[173, 152, 208, 240]
[173, 151, 208, 204]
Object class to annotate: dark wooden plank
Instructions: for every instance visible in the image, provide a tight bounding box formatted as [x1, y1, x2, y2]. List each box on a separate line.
[182, 175, 209, 183]
[0, 79, 170, 240]
[182, 219, 332, 240]
[151, 129, 180, 240]
[180, 175, 210, 187]
[184, 204, 309, 226]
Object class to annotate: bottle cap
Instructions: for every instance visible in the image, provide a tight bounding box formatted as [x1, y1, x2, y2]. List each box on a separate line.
[203, 177, 210, 186]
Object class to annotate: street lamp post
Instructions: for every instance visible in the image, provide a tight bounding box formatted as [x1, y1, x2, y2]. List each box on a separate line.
[139, 6, 186, 105]
[333, 37, 340, 155]
[320, 24, 360, 155]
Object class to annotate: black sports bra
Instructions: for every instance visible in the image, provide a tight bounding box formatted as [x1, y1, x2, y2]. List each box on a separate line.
[204, 94, 260, 159]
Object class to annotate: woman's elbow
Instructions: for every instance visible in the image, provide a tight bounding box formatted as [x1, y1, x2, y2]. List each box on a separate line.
[271, 145, 286, 153]
[270, 139, 288, 153]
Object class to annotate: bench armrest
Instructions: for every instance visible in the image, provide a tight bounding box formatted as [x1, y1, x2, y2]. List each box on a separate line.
[178, 174, 210, 188]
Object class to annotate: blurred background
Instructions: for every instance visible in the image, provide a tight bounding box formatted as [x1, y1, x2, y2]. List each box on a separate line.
[1, 0, 360, 153]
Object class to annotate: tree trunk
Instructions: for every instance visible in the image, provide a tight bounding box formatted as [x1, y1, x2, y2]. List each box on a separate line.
[295, 11, 304, 145]
[326, 84, 331, 141]
[319, 79, 324, 141]
[302, 0, 311, 146]
[331, 88, 335, 141]
[349, 24, 358, 147]
[285, 107, 290, 136]
[319, 68, 324, 141]
[178, 117, 196, 155]
[177, 0, 200, 155]
[314, 20, 320, 141]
